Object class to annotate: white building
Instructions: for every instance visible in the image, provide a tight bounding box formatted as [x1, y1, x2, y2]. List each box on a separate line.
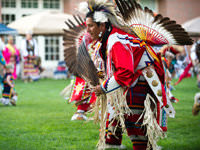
[1, 0, 65, 77]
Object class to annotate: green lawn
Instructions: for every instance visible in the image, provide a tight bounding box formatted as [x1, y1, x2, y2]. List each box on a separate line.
[0, 77, 199, 150]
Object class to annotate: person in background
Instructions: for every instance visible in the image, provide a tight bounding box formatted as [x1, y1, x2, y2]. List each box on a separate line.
[190, 38, 200, 87]
[0, 36, 5, 51]
[21, 31, 41, 82]
[61, 32, 103, 121]
[2, 35, 20, 79]
[160, 46, 180, 103]
[191, 38, 200, 115]
[67, 76, 97, 121]
[0, 64, 17, 106]
[0, 48, 6, 92]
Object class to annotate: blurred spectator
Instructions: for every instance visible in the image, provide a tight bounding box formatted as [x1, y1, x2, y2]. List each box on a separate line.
[161, 46, 180, 103]
[190, 38, 200, 65]
[191, 38, 200, 115]
[0, 36, 5, 51]
[190, 38, 200, 87]
[0, 50, 6, 92]
[53, 61, 68, 79]
[160, 45, 180, 78]
[192, 92, 200, 116]
[174, 46, 192, 86]
[2, 35, 20, 79]
[0, 64, 17, 106]
[21, 31, 41, 82]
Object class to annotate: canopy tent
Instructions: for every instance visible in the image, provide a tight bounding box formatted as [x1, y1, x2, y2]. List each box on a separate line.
[0, 23, 18, 35]
[8, 11, 75, 35]
[182, 17, 200, 37]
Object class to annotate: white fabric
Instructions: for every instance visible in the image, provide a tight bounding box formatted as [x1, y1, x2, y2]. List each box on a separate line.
[8, 11, 74, 35]
[190, 42, 198, 61]
[0, 98, 10, 105]
[21, 38, 39, 57]
[0, 38, 5, 51]
[142, 67, 175, 118]
[101, 76, 121, 93]
[136, 50, 154, 70]
[12, 95, 18, 101]
[71, 113, 87, 121]
[107, 33, 140, 52]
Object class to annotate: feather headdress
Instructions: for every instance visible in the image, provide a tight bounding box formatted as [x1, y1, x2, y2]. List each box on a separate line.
[115, 0, 193, 45]
[63, 0, 127, 86]
[81, 0, 134, 33]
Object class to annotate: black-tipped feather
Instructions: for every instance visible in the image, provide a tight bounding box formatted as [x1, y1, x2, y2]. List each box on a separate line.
[115, 0, 193, 45]
[63, 15, 99, 86]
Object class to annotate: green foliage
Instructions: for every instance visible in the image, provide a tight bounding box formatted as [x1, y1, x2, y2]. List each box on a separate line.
[0, 78, 199, 150]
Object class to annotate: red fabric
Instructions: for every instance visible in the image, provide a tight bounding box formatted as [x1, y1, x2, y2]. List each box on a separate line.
[175, 62, 193, 85]
[102, 27, 165, 148]
[153, 53, 165, 83]
[105, 119, 123, 145]
[133, 145, 148, 150]
[110, 39, 145, 87]
[111, 42, 134, 87]
[70, 77, 96, 104]
[77, 103, 90, 111]
[70, 77, 86, 103]
[162, 46, 179, 56]
[57, 66, 66, 71]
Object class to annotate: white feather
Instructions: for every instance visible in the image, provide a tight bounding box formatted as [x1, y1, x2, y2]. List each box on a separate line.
[127, 7, 177, 45]
[94, 11, 108, 23]
[78, 2, 89, 14]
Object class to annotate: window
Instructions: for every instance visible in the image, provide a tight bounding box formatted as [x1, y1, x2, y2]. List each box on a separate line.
[21, 0, 38, 8]
[2, 0, 16, 8]
[43, 0, 60, 9]
[2, 14, 15, 25]
[45, 36, 60, 61]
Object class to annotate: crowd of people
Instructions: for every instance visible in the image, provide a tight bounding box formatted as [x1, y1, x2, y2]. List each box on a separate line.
[0, 31, 42, 106]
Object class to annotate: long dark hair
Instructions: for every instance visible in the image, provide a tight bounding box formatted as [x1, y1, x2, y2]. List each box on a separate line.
[86, 12, 112, 63]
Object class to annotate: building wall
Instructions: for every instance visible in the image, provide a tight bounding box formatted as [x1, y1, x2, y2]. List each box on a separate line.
[64, 0, 158, 14]
[63, 0, 84, 14]
[158, 0, 200, 24]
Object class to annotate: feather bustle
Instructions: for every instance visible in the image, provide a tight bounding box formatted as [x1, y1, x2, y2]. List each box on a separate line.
[115, 0, 193, 45]
[63, 15, 100, 85]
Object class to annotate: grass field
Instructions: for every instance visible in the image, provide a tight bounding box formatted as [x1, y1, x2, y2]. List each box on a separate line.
[0, 77, 199, 150]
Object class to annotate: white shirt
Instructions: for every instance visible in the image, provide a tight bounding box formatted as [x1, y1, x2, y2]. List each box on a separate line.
[21, 38, 39, 57]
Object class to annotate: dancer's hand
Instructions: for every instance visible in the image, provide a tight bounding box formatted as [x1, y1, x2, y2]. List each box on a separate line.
[93, 85, 104, 96]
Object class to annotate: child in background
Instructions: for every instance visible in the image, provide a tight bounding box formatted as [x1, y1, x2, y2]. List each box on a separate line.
[0, 64, 17, 106]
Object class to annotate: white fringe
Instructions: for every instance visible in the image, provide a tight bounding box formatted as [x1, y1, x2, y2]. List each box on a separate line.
[60, 80, 74, 100]
[138, 94, 165, 150]
[92, 88, 132, 150]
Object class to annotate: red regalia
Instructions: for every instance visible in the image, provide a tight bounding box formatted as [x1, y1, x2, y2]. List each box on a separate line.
[66, 32, 105, 120]
[69, 76, 96, 112]
[99, 26, 171, 149]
